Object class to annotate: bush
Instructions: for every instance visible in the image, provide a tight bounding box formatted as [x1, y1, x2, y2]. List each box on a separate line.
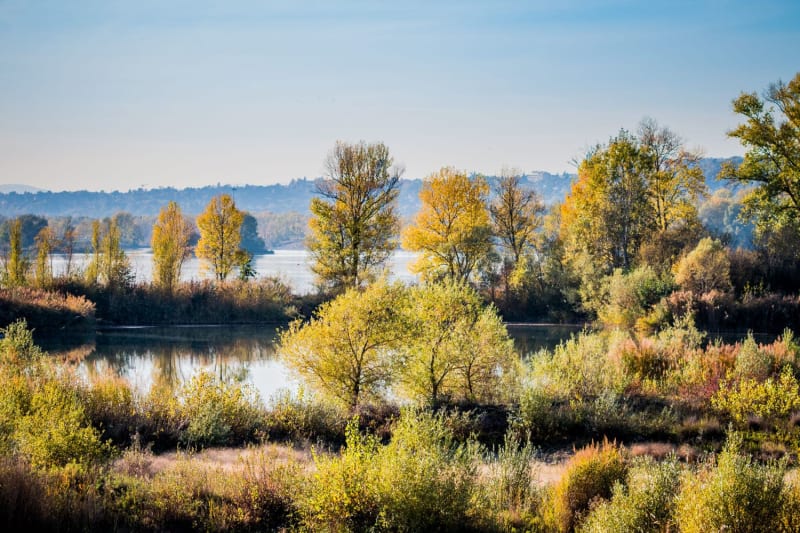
[374, 410, 480, 532]
[481, 431, 541, 531]
[300, 418, 382, 531]
[299, 410, 482, 532]
[264, 389, 348, 447]
[177, 370, 265, 447]
[15, 379, 107, 469]
[544, 439, 627, 533]
[579, 456, 680, 533]
[712, 365, 800, 432]
[675, 433, 786, 533]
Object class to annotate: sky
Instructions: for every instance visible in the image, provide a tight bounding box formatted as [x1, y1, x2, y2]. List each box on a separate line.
[1, 1, 799, 192]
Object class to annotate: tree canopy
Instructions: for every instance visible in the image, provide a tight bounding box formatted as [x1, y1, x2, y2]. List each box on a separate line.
[402, 167, 492, 283]
[722, 72, 800, 234]
[196, 194, 245, 281]
[152, 201, 193, 291]
[307, 141, 401, 293]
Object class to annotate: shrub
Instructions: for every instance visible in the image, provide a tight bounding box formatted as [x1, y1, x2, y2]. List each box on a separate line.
[579, 456, 680, 533]
[177, 370, 264, 447]
[264, 389, 347, 446]
[374, 410, 480, 531]
[300, 418, 382, 531]
[598, 266, 674, 330]
[14, 379, 107, 469]
[675, 433, 786, 533]
[481, 431, 541, 530]
[673, 237, 732, 295]
[82, 371, 137, 445]
[712, 365, 800, 431]
[299, 410, 482, 532]
[544, 439, 627, 533]
[528, 331, 629, 401]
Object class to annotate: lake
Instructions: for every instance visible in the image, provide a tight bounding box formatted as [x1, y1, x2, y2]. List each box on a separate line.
[40, 324, 584, 402]
[49, 249, 420, 294]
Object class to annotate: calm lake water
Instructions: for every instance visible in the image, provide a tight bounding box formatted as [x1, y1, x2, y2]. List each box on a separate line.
[50, 249, 419, 294]
[39, 324, 584, 402]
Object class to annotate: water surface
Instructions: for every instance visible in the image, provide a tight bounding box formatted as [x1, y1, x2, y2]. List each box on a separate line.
[41, 324, 581, 401]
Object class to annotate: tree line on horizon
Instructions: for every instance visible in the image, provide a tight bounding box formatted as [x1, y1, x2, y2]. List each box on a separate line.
[0, 72, 798, 326]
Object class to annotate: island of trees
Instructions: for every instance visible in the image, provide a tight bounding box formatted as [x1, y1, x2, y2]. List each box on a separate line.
[0, 73, 799, 532]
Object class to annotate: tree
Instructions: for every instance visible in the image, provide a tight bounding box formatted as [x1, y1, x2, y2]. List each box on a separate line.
[402, 168, 493, 283]
[279, 280, 407, 410]
[673, 237, 732, 295]
[239, 213, 267, 254]
[33, 226, 54, 288]
[152, 201, 193, 291]
[196, 194, 245, 281]
[721, 72, 800, 232]
[99, 215, 133, 288]
[638, 117, 706, 233]
[489, 168, 545, 299]
[560, 131, 653, 273]
[307, 141, 401, 293]
[85, 220, 101, 285]
[399, 280, 515, 406]
[4, 218, 28, 287]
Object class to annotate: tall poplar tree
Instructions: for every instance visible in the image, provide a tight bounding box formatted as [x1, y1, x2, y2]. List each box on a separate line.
[196, 194, 244, 281]
[307, 140, 401, 293]
[152, 201, 193, 291]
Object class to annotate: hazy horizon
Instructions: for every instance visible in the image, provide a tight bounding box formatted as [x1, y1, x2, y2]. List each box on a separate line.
[2, 1, 799, 192]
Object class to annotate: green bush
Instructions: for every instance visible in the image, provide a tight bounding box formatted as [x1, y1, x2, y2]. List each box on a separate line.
[481, 431, 541, 531]
[178, 370, 265, 447]
[374, 410, 480, 532]
[264, 389, 348, 446]
[300, 418, 382, 531]
[14, 379, 107, 469]
[544, 439, 627, 533]
[300, 410, 482, 532]
[675, 433, 786, 533]
[579, 456, 680, 533]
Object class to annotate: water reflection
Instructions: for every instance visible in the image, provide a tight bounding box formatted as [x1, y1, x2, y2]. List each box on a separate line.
[42, 324, 580, 400]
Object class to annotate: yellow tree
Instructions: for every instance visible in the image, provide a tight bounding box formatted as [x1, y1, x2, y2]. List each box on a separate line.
[402, 167, 492, 283]
[196, 194, 245, 281]
[307, 141, 401, 293]
[152, 201, 193, 291]
[279, 280, 407, 410]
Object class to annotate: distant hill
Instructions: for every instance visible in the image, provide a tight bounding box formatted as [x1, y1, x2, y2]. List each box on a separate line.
[0, 158, 742, 219]
[0, 184, 43, 194]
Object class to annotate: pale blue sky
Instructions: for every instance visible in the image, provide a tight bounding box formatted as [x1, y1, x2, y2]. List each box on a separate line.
[1, 0, 799, 191]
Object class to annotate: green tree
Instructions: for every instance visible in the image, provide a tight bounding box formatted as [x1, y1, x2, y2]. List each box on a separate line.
[85, 219, 101, 285]
[638, 117, 706, 233]
[279, 280, 407, 410]
[151, 201, 193, 291]
[100, 215, 133, 288]
[561, 131, 653, 274]
[196, 194, 245, 281]
[403, 168, 493, 283]
[4, 218, 28, 287]
[33, 226, 54, 288]
[721, 72, 800, 232]
[307, 141, 401, 293]
[399, 280, 515, 406]
[239, 212, 267, 253]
